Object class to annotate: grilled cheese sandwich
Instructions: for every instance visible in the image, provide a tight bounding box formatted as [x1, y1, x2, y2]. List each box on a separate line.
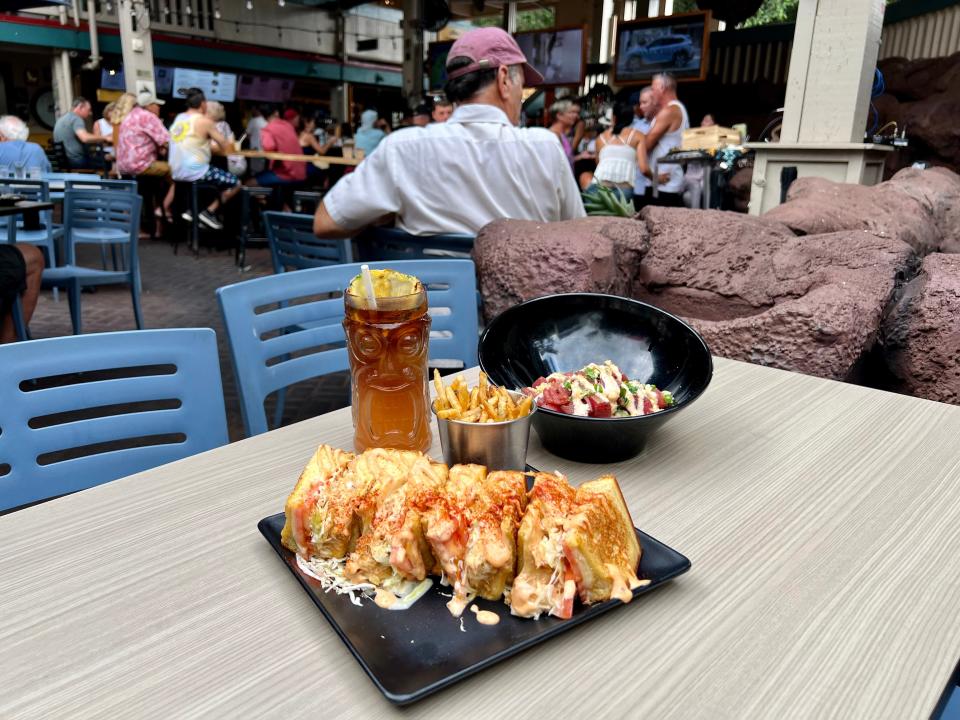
[510, 473, 642, 619]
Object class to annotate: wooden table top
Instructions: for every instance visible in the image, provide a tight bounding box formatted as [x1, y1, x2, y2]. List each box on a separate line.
[3, 358, 960, 718]
[238, 150, 362, 168]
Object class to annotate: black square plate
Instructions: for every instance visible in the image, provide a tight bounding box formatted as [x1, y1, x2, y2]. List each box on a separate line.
[258, 511, 690, 705]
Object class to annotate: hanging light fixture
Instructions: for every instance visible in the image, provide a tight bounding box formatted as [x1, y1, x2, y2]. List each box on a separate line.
[185, 3, 192, 14]
[162, 4, 170, 15]
[213, 4, 221, 18]
[245, 0, 253, 9]
[104, 0, 113, 12]
[277, 0, 285, 6]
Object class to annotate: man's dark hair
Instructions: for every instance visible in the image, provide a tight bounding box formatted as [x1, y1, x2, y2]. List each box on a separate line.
[258, 102, 279, 119]
[184, 87, 205, 109]
[71, 96, 90, 110]
[443, 57, 497, 104]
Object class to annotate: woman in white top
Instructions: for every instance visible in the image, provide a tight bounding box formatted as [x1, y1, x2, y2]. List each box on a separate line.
[587, 102, 646, 202]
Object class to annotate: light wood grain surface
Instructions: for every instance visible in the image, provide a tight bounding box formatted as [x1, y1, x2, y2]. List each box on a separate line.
[3, 358, 960, 719]
[237, 150, 361, 168]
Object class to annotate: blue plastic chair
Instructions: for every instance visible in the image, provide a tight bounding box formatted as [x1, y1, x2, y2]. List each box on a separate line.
[0, 328, 228, 512]
[62, 180, 139, 270]
[41, 189, 144, 334]
[64, 179, 137, 193]
[356, 226, 474, 261]
[217, 259, 479, 437]
[263, 211, 353, 273]
[0, 179, 61, 267]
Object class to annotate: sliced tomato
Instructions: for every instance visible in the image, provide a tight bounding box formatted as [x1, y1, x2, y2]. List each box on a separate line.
[532, 377, 547, 388]
[586, 395, 612, 418]
[542, 383, 572, 408]
[654, 389, 666, 409]
[642, 396, 654, 415]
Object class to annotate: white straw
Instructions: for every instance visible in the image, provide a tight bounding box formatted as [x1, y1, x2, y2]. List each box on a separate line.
[360, 264, 378, 310]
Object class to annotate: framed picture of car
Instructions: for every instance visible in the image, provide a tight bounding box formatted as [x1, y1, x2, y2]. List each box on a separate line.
[513, 27, 586, 87]
[613, 11, 711, 85]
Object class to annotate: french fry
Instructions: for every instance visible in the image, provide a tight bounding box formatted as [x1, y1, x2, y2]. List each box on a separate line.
[456, 380, 469, 411]
[437, 408, 460, 420]
[445, 387, 462, 414]
[433, 369, 446, 408]
[517, 396, 533, 418]
[479, 371, 488, 402]
[469, 386, 480, 410]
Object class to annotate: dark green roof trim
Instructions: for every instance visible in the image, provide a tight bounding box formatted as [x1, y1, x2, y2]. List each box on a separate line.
[0, 17, 401, 87]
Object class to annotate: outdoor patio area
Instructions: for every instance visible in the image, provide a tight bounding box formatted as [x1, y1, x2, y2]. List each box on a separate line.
[27, 239, 351, 442]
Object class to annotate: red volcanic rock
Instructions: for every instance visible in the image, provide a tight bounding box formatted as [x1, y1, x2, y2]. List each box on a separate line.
[883, 253, 960, 404]
[901, 90, 960, 169]
[886, 167, 960, 253]
[473, 216, 650, 322]
[636, 207, 918, 380]
[762, 169, 960, 255]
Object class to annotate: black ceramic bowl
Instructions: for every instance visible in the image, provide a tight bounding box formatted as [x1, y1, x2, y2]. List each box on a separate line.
[478, 293, 713, 463]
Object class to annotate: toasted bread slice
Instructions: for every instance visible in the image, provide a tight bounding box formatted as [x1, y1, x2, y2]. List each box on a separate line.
[281, 444, 355, 558]
[564, 475, 642, 605]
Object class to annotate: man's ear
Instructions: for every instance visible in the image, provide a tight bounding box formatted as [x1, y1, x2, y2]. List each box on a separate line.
[497, 65, 511, 100]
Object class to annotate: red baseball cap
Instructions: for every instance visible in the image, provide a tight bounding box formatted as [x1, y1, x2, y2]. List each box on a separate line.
[283, 108, 299, 122]
[446, 27, 543, 86]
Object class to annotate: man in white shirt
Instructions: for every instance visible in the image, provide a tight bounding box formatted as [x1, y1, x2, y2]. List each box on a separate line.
[630, 87, 655, 210]
[313, 27, 585, 238]
[642, 73, 690, 208]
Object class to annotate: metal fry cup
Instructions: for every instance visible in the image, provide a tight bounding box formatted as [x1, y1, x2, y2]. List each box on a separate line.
[432, 390, 536, 471]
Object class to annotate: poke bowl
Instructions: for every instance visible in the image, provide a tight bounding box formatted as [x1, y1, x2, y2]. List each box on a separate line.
[477, 293, 713, 463]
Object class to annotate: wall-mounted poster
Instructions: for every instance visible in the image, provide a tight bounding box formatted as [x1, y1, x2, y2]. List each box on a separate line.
[427, 40, 454, 91]
[513, 27, 585, 87]
[237, 75, 295, 103]
[172, 68, 238, 102]
[100, 66, 175, 95]
[614, 11, 710, 85]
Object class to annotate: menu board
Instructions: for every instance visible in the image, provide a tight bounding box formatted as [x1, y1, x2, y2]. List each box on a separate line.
[172, 68, 238, 102]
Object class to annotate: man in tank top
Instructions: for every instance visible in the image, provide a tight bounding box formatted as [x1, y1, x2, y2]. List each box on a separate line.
[641, 73, 689, 208]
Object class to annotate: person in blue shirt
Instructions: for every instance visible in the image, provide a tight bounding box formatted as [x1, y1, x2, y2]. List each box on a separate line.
[353, 109, 390, 158]
[0, 116, 51, 175]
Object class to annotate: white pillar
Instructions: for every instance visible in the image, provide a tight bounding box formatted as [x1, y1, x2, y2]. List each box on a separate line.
[746, 0, 891, 215]
[780, 0, 885, 144]
[118, 0, 157, 97]
[52, 52, 74, 116]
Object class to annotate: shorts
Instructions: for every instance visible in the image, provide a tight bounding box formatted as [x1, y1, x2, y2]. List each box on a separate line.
[200, 165, 240, 189]
[0, 244, 26, 308]
[255, 170, 299, 186]
[140, 161, 170, 178]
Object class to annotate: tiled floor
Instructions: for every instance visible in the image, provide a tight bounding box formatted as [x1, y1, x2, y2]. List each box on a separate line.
[27, 237, 352, 443]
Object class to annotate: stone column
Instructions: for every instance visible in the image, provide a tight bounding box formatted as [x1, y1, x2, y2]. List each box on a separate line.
[746, 0, 891, 215]
[118, 0, 157, 98]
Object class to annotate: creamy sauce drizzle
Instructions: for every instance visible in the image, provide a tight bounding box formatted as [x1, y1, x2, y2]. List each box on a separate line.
[470, 604, 501, 626]
[374, 588, 398, 609]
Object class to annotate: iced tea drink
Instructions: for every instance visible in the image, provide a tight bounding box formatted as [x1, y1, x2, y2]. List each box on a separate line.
[344, 270, 431, 453]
